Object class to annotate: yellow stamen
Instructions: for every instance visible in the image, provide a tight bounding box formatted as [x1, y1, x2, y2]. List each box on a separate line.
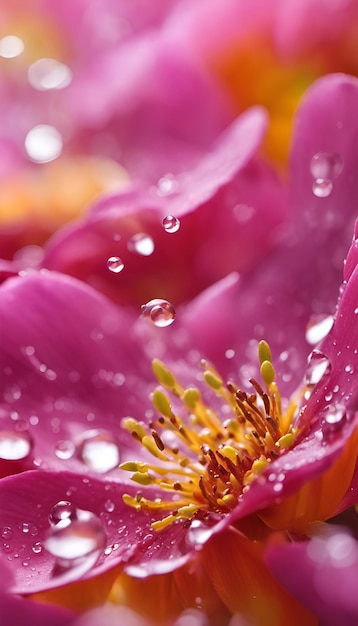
[121, 340, 301, 531]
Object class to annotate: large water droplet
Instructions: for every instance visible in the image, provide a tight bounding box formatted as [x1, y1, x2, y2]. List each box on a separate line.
[25, 125, 63, 163]
[44, 510, 106, 566]
[49, 501, 78, 527]
[0, 430, 32, 461]
[28, 58, 73, 91]
[106, 256, 124, 273]
[305, 350, 332, 386]
[162, 215, 180, 233]
[156, 173, 178, 196]
[127, 233, 154, 256]
[312, 178, 333, 198]
[310, 152, 343, 181]
[141, 299, 176, 327]
[80, 430, 120, 473]
[305, 315, 334, 345]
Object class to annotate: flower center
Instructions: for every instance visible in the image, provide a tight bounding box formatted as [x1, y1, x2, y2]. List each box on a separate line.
[120, 341, 299, 531]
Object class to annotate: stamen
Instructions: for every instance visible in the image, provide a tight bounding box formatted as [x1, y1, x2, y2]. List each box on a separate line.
[121, 340, 301, 531]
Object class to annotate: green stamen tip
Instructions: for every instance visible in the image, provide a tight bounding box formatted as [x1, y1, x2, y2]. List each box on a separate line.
[260, 360, 275, 386]
[152, 388, 174, 419]
[258, 340, 272, 365]
[203, 370, 223, 390]
[152, 358, 176, 390]
[183, 387, 201, 409]
[131, 471, 154, 486]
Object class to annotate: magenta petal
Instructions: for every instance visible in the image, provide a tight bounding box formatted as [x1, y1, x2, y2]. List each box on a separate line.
[266, 527, 358, 626]
[0, 470, 198, 593]
[0, 271, 152, 477]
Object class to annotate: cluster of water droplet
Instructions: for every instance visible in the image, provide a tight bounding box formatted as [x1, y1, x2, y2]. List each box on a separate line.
[310, 152, 343, 198]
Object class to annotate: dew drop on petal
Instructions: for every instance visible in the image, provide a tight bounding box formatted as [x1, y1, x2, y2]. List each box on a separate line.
[32, 541, 43, 554]
[310, 152, 343, 181]
[305, 315, 334, 345]
[49, 501, 78, 526]
[80, 430, 120, 473]
[156, 173, 178, 196]
[162, 215, 180, 233]
[107, 256, 124, 273]
[104, 499, 115, 513]
[186, 520, 213, 548]
[141, 299, 176, 327]
[305, 350, 332, 386]
[1, 527, 13, 539]
[25, 125, 63, 163]
[127, 233, 155, 256]
[54, 440, 76, 460]
[0, 430, 32, 460]
[44, 510, 106, 565]
[312, 178, 333, 198]
[321, 404, 346, 434]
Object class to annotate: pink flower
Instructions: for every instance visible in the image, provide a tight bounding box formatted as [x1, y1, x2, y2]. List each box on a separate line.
[1, 74, 358, 624]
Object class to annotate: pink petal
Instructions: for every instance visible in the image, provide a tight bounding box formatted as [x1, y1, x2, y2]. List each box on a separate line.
[266, 526, 358, 626]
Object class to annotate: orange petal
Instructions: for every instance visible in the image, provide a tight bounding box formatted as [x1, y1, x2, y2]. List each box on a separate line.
[259, 428, 358, 533]
[202, 526, 317, 626]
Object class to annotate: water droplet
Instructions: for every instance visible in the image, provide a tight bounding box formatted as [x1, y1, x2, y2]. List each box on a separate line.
[28, 58, 73, 91]
[32, 542, 43, 554]
[44, 510, 106, 566]
[106, 256, 124, 273]
[186, 520, 213, 547]
[22, 557, 30, 567]
[156, 173, 178, 196]
[127, 233, 154, 256]
[310, 152, 343, 181]
[21, 522, 30, 534]
[0, 35, 24, 58]
[0, 430, 32, 461]
[141, 299, 176, 327]
[162, 215, 180, 233]
[305, 350, 332, 386]
[321, 404, 346, 434]
[25, 125, 63, 163]
[54, 440, 75, 460]
[1, 527, 13, 539]
[312, 178, 333, 198]
[305, 315, 334, 345]
[104, 499, 115, 513]
[80, 430, 120, 473]
[49, 501, 77, 527]
[233, 203, 255, 224]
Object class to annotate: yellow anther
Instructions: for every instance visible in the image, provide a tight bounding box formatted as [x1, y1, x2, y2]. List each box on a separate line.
[177, 504, 199, 518]
[258, 340, 272, 365]
[217, 494, 236, 508]
[183, 388, 201, 409]
[142, 435, 169, 460]
[151, 514, 178, 531]
[203, 370, 223, 390]
[121, 418, 147, 441]
[119, 461, 147, 472]
[131, 471, 154, 485]
[152, 388, 174, 419]
[122, 494, 142, 510]
[152, 359, 177, 390]
[220, 445, 239, 462]
[260, 360, 275, 386]
[276, 431, 296, 449]
[251, 455, 270, 475]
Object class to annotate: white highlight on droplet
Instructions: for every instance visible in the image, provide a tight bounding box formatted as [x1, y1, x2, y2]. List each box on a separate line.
[28, 58, 73, 91]
[25, 125, 63, 163]
[0, 35, 24, 58]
